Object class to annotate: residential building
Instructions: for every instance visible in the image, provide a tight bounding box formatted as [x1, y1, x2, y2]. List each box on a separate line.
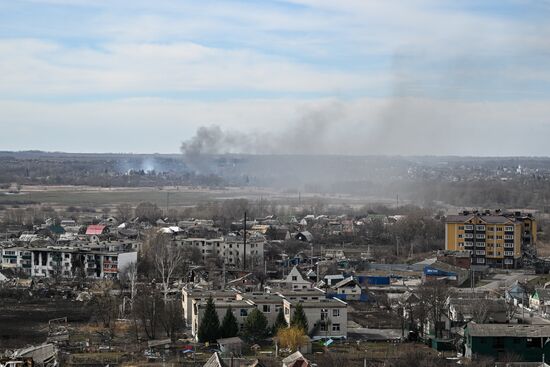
[1, 247, 32, 275]
[283, 297, 347, 339]
[445, 210, 529, 268]
[177, 233, 265, 268]
[192, 299, 255, 338]
[465, 323, 550, 362]
[529, 288, 550, 314]
[269, 266, 313, 290]
[29, 247, 136, 279]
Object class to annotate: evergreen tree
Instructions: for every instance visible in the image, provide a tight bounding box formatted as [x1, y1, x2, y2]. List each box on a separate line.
[220, 307, 239, 338]
[290, 302, 308, 333]
[197, 296, 220, 343]
[273, 307, 288, 333]
[244, 308, 269, 342]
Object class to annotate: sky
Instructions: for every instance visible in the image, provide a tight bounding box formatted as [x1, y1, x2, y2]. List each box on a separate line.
[1, 0, 550, 155]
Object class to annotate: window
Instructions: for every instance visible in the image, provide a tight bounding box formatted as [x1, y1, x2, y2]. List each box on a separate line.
[332, 323, 341, 331]
[497, 226, 503, 231]
[464, 233, 473, 239]
[465, 225, 473, 230]
[333, 309, 340, 317]
[476, 225, 485, 231]
[321, 309, 328, 320]
[292, 276, 297, 281]
[458, 226, 464, 230]
[476, 242, 486, 247]
[505, 226, 514, 232]
[320, 323, 327, 332]
[263, 305, 271, 313]
[476, 234, 485, 239]
[505, 235, 514, 240]
[240, 309, 248, 317]
[457, 234, 463, 239]
[285, 308, 289, 315]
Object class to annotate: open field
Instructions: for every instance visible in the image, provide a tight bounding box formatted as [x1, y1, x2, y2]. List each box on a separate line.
[0, 185, 399, 210]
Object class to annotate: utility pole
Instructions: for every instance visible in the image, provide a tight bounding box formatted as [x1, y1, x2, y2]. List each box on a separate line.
[243, 211, 247, 271]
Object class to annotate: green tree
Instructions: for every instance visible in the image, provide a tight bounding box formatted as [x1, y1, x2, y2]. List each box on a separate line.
[272, 308, 288, 333]
[198, 297, 220, 343]
[244, 308, 269, 342]
[220, 307, 239, 338]
[290, 303, 308, 333]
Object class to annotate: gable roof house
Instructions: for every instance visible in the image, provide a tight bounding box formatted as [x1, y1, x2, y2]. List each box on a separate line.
[330, 276, 363, 301]
[530, 288, 550, 314]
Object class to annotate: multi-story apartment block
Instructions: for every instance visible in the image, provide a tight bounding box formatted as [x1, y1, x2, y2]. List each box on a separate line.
[184, 287, 347, 341]
[4, 247, 139, 279]
[177, 232, 265, 268]
[1, 247, 32, 274]
[445, 210, 535, 268]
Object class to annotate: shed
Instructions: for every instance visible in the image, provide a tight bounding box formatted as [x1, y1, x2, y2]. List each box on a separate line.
[217, 337, 244, 356]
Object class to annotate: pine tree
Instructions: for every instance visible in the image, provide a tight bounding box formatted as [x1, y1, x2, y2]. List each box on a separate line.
[198, 296, 220, 343]
[244, 308, 269, 342]
[220, 307, 239, 338]
[290, 302, 308, 333]
[273, 307, 288, 333]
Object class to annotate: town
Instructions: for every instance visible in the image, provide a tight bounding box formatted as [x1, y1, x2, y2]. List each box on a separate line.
[2, 189, 550, 367]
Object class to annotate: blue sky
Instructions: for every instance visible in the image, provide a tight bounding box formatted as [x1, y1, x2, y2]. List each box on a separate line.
[1, 0, 550, 155]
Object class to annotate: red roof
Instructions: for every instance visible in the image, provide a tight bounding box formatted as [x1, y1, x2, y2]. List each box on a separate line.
[86, 225, 107, 235]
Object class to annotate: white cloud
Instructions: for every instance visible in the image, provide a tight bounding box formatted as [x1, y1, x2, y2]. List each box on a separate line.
[2, 97, 550, 155]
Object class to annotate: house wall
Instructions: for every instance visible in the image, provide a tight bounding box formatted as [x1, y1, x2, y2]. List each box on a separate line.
[283, 299, 347, 339]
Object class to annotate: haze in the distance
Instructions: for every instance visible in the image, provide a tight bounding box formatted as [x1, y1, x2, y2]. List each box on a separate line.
[1, 0, 550, 155]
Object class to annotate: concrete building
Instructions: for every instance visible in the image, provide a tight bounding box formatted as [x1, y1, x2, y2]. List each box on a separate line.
[283, 297, 347, 340]
[178, 233, 265, 268]
[445, 210, 531, 268]
[1, 247, 32, 275]
[29, 247, 136, 279]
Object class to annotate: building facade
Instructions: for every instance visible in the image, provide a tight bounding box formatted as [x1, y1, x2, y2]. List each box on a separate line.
[445, 210, 533, 268]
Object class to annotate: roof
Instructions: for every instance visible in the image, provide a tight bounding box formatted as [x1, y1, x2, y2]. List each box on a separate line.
[86, 225, 107, 235]
[333, 276, 359, 289]
[216, 337, 243, 345]
[535, 288, 550, 300]
[295, 231, 313, 242]
[282, 351, 306, 364]
[285, 298, 347, 308]
[467, 323, 550, 338]
[203, 352, 227, 367]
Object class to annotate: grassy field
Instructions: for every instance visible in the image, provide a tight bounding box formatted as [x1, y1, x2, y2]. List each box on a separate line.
[0, 185, 393, 210]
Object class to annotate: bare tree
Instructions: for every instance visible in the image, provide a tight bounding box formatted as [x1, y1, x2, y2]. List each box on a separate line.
[151, 234, 185, 303]
[116, 203, 133, 222]
[120, 262, 138, 312]
[472, 298, 492, 324]
[417, 281, 451, 339]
